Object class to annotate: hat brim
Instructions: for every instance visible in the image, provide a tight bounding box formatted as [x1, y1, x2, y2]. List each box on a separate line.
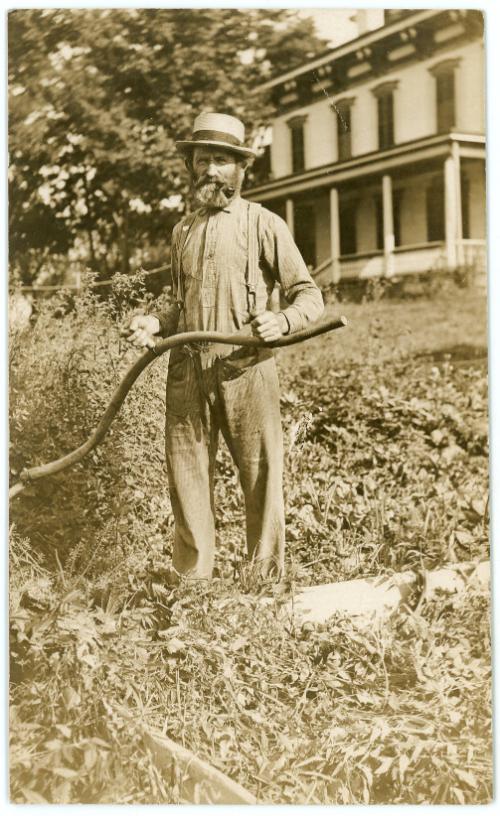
[175, 139, 256, 159]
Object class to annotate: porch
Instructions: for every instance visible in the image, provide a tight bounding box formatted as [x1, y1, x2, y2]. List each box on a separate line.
[247, 133, 486, 285]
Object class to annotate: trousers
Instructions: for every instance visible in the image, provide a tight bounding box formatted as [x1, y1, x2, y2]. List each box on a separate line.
[164, 345, 285, 580]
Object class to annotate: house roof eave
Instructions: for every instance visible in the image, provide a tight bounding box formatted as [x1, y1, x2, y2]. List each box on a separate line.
[245, 133, 485, 202]
[258, 9, 441, 93]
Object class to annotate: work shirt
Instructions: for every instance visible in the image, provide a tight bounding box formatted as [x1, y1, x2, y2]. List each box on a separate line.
[153, 195, 324, 337]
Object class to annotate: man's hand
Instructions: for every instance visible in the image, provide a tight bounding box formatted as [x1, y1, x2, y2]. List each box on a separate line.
[122, 314, 161, 349]
[251, 311, 288, 343]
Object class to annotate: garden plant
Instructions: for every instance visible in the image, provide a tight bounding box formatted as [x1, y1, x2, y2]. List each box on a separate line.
[9, 274, 491, 804]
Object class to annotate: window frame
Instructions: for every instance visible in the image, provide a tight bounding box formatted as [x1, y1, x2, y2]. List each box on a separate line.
[372, 80, 399, 151]
[429, 58, 460, 134]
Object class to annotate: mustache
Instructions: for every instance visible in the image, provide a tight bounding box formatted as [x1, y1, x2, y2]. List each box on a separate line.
[195, 177, 235, 195]
[195, 176, 222, 189]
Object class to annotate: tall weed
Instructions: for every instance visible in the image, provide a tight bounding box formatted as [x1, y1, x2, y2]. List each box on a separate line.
[10, 273, 173, 582]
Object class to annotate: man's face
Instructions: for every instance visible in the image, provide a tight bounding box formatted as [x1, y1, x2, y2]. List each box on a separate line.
[190, 146, 246, 209]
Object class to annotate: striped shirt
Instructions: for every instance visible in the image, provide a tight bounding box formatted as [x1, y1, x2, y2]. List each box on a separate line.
[153, 195, 324, 336]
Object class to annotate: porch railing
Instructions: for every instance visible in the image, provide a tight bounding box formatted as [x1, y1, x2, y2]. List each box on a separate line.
[459, 239, 487, 272]
[311, 239, 487, 282]
[340, 252, 385, 280]
[392, 242, 445, 275]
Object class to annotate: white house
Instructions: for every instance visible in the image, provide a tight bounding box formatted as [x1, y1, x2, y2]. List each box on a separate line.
[247, 9, 486, 285]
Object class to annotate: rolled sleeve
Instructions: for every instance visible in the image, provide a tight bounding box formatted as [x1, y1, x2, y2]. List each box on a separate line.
[260, 210, 324, 333]
[150, 304, 180, 337]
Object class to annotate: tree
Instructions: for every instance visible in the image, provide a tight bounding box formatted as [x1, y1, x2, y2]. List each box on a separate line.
[8, 9, 326, 284]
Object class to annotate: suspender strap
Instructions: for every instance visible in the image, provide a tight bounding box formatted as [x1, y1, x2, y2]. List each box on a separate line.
[246, 201, 261, 318]
[175, 212, 198, 311]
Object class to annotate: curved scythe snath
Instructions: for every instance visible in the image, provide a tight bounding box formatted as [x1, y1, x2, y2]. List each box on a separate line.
[9, 316, 348, 501]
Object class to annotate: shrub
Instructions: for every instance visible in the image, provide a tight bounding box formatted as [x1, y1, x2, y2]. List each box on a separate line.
[9, 273, 174, 582]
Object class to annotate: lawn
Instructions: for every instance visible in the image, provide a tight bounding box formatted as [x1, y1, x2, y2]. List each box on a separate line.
[9, 281, 491, 804]
[285, 286, 488, 368]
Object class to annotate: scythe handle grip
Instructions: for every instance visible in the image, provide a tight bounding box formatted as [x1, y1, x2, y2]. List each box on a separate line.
[150, 315, 348, 355]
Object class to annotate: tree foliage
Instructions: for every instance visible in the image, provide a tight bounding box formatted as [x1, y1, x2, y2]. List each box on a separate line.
[8, 8, 325, 284]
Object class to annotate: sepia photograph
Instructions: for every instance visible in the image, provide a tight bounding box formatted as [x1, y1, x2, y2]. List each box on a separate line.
[7, 3, 492, 806]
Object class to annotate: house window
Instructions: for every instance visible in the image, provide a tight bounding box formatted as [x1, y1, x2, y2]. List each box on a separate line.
[340, 199, 357, 256]
[426, 175, 445, 242]
[436, 70, 455, 132]
[372, 81, 399, 150]
[430, 59, 460, 134]
[287, 116, 307, 173]
[378, 93, 394, 149]
[335, 97, 354, 161]
[291, 127, 305, 172]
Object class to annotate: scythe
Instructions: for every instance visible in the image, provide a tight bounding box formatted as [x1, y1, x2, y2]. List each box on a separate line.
[9, 316, 347, 501]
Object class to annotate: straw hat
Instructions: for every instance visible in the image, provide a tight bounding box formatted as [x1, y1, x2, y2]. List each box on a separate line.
[175, 112, 256, 158]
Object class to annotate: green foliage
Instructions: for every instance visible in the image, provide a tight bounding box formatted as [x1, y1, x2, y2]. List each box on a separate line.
[8, 8, 325, 282]
[9, 287, 491, 803]
[281, 352, 488, 583]
[10, 565, 492, 803]
[9, 272, 172, 580]
[143, 581, 491, 804]
[9, 549, 171, 803]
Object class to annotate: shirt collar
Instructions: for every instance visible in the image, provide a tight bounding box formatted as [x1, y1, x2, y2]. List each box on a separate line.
[222, 194, 243, 214]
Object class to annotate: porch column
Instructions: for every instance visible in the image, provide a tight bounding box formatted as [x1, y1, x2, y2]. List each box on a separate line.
[382, 174, 395, 278]
[453, 141, 464, 266]
[444, 144, 462, 269]
[285, 197, 295, 238]
[329, 187, 341, 284]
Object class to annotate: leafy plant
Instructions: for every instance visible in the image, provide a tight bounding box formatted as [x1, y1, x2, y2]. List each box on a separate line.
[9, 284, 491, 803]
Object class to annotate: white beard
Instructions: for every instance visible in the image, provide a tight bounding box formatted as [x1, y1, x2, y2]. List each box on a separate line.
[195, 182, 237, 209]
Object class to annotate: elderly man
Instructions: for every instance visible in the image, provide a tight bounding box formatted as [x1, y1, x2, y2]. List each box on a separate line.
[127, 112, 323, 581]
